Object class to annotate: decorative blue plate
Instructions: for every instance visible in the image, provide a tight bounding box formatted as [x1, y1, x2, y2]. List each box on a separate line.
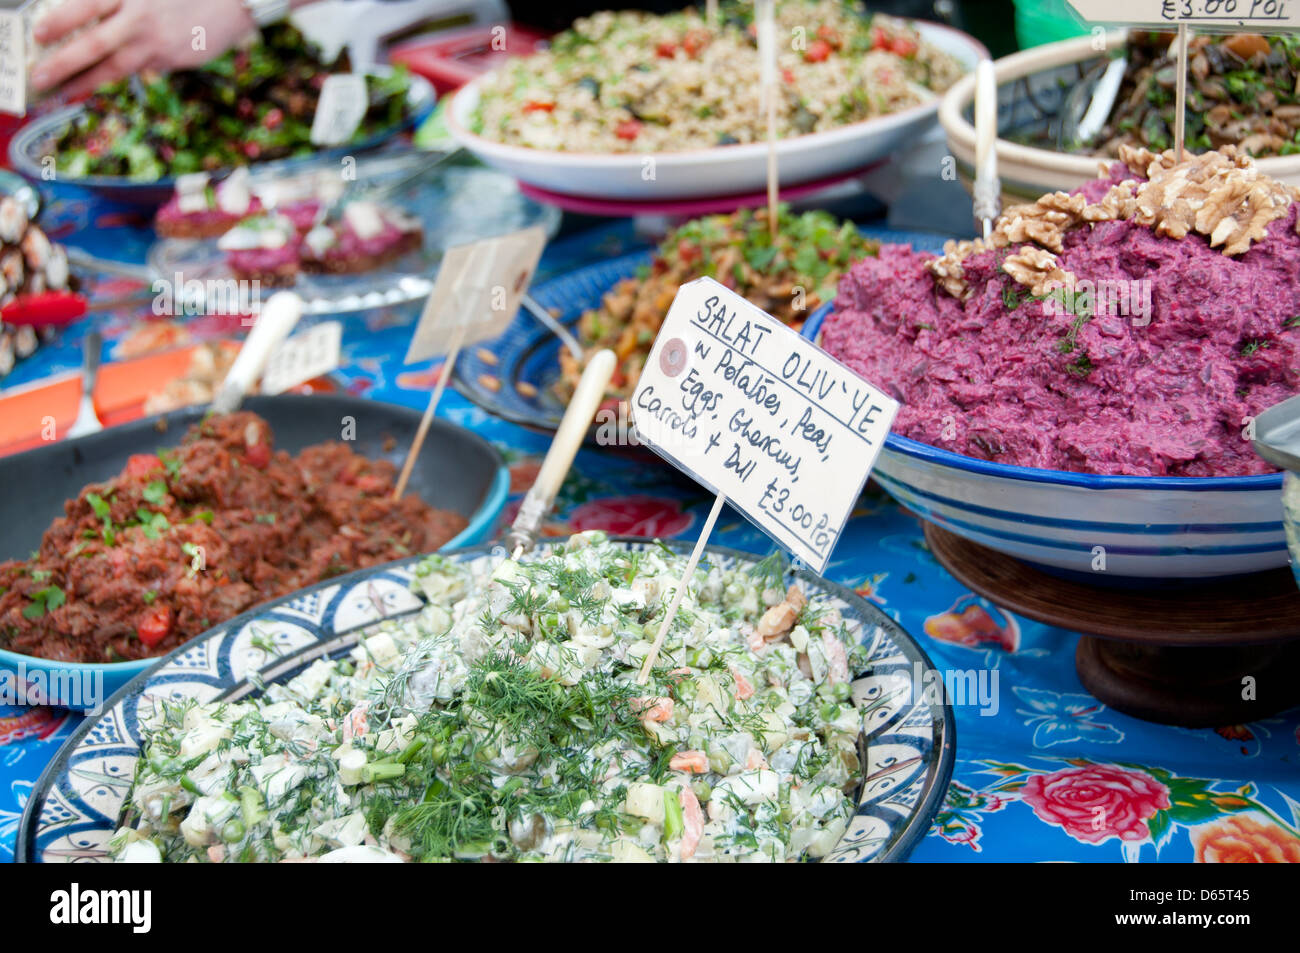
[8, 71, 436, 208]
[452, 225, 953, 441]
[17, 536, 955, 864]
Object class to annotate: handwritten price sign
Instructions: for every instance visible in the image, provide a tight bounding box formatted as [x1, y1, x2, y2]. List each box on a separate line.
[0, 11, 26, 116]
[631, 277, 898, 574]
[1068, 0, 1300, 28]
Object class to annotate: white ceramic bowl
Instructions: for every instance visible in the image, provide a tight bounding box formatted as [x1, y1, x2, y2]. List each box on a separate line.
[448, 22, 985, 201]
[801, 306, 1288, 580]
[939, 31, 1300, 202]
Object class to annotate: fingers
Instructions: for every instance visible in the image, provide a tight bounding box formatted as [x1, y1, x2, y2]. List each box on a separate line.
[31, 9, 134, 92]
[60, 45, 151, 100]
[32, 0, 121, 46]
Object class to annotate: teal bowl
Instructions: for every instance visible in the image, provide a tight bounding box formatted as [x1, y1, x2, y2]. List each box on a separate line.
[0, 395, 508, 711]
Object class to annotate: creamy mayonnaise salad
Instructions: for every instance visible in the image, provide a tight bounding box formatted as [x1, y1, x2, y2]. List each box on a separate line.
[110, 532, 870, 863]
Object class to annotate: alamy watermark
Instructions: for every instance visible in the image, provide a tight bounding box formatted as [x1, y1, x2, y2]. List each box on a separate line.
[908, 661, 1000, 717]
[1039, 278, 1152, 327]
[152, 273, 262, 323]
[1, 662, 103, 715]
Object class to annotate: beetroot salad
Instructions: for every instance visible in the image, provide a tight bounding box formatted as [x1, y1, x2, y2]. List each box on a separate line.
[822, 147, 1300, 477]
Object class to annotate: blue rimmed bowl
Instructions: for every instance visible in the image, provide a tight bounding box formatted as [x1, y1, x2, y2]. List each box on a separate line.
[17, 536, 955, 864]
[0, 394, 509, 709]
[802, 306, 1289, 580]
[453, 226, 953, 444]
[9, 70, 435, 208]
[1285, 474, 1300, 591]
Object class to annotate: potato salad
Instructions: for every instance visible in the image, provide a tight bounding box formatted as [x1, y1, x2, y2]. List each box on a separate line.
[110, 532, 869, 863]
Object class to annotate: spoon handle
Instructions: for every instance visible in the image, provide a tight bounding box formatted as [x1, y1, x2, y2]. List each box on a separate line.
[502, 348, 616, 556]
[211, 291, 304, 415]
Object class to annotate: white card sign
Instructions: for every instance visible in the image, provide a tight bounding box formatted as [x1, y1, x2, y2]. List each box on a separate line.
[404, 225, 547, 364]
[311, 74, 368, 146]
[0, 11, 26, 116]
[631, 277, 899, 573]
[260, 321, 342, 395]
[1067, 0, 1300, 29]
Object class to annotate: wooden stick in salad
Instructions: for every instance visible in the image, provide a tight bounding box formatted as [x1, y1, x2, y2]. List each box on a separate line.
[1174, 23, 1189, 161]
[636, 492, 727, 684]
[757, 0, 779, 238]
[393, 255, 477, 500]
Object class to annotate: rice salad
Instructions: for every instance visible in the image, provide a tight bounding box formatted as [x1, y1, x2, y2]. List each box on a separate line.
[110, 532, 873, 863]
[472, 1, 964, 153]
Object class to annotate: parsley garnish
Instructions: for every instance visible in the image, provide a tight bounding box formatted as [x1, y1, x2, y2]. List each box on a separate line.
[22, 585, 66, 620]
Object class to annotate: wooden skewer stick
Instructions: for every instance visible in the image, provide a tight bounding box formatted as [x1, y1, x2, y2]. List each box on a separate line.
[393, 255, 477, 500]
[756, 0, 779, 239]
[636, 493, 727, 685]
[392, 318, 468, 500]
[766, 87, 779, 239]
[1174, 22, 1189, 161]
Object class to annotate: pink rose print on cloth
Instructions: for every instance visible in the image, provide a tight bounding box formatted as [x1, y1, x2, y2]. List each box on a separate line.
[1021, 763, 1171, 845]
[566, 496, 695, 538]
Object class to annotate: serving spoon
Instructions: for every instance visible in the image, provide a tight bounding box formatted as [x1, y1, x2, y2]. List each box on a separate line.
[1253, 394, 1300, 474]
[972, 59, 1001, 239]
[1057, 55, 1129, 152]
[210, 291, 305, 415]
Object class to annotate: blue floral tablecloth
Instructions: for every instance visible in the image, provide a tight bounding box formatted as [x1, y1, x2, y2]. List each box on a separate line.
[3, 216, 1298, 864]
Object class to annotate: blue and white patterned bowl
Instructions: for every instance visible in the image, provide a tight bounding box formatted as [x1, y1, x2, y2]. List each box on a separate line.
[17, 537, 955, 864]
[802, 306, 1289, 580]
[453, 226, 953, 443]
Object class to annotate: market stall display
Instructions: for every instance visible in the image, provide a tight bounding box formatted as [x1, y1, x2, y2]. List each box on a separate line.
[1088, 32, 1300, 159]
[2, 0, 1300, 877]
[7, 25, 435, 203]
[0, 394, 508, 702]
[18, 534, 953, 864]
[472, 4, 962, 152]
[148, 151, 560, 314]
[0, 193, 74, 379]
[557, 206, 878, 403]
[453, 220, 943, 443]
[449, 4, 984, 199]
[939, 32, 1300, 202]
[805, 145, 1298, 577]
[50, 25, 411, 180]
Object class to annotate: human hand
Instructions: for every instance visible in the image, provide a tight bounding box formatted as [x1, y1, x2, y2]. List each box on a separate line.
[31, 0, 258, 98]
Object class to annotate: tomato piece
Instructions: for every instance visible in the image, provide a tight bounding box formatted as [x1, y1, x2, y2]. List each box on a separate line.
[682, 29, 710, 56]
[615, 119, 642, 141]
[263, 107, 284, 130]
[522, 100, 555, 113]
[891, 37, 918, 58]
[355, 474, 388, 494]
[805, 40, 832, 63]
[137, 604, 172, 648]
[816, 24, 841, 48]
[243, 439, 271, 469]
[655, 40, 677, 58]
[781, 67, 796, 84]
[871, 26, 890, 50]
[677, 239, 701, 266]
[125, 454, 163, 478]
